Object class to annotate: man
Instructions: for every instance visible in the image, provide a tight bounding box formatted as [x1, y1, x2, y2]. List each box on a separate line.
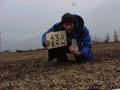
[42, 13, 93, 63]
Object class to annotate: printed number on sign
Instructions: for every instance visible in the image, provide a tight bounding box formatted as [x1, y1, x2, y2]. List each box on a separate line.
[46, 31, 67, 49]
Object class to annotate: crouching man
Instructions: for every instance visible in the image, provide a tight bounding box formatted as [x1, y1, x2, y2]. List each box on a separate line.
[42, 13, 93, 63]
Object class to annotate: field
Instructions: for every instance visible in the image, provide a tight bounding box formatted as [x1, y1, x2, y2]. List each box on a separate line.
[0, 43, 120, 90]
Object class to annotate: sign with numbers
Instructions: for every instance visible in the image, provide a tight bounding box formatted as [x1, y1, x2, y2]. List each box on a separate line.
[46, 31, 67, 49]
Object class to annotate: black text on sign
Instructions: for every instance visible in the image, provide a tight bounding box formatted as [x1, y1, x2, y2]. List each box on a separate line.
[46, 31, 67, 49]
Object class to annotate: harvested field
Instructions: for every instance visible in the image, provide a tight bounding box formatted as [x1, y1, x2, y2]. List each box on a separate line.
[0, 43, 120, 90]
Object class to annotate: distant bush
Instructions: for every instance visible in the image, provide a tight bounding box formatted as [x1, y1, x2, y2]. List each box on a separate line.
[26, 49, 34, 52]
[16, 50, 25, 53]
[4, 50, 11, 53]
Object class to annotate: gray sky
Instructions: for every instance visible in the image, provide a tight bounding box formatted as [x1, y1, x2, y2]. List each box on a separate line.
[0, 0, 120, 51]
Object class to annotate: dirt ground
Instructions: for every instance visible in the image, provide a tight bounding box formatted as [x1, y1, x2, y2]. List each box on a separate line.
[0, 43, 120, 90]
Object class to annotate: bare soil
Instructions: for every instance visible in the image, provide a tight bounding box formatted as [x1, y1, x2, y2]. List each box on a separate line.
[0, 43, 120, 90]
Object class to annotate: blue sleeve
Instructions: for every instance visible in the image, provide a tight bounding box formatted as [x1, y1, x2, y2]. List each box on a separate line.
[41, 26, 54, 47]
[81, 26, 93, 59]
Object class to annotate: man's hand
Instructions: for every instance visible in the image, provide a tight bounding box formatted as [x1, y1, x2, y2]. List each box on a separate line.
[69, 46, 81, 56]
[45, 40, 50, 48]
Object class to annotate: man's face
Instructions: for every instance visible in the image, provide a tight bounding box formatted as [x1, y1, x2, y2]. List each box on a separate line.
[63, 21, 75, 33]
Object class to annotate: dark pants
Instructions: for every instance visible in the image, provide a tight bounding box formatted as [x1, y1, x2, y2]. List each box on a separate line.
[48, 46, 86, 63]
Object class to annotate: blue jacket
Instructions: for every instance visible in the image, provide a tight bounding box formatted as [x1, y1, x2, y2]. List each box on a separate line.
[42, 15, 93, 60]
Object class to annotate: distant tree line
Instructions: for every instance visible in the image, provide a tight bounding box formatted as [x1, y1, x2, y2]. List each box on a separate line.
[92, 30, 120, 44]
[2, 48, 46, 53]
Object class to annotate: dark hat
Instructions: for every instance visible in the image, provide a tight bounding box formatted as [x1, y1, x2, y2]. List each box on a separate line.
[61, 13, 75, 24]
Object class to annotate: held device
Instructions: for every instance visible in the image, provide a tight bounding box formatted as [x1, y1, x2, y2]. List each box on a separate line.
[71, 39, 81, 54]
[71, 39, 77, 48]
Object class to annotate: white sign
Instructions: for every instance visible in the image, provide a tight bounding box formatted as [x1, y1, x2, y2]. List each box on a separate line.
[46, 31, 67, 49]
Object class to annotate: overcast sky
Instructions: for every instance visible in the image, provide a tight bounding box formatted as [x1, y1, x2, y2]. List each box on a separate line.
[0, 0, 120, 51]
